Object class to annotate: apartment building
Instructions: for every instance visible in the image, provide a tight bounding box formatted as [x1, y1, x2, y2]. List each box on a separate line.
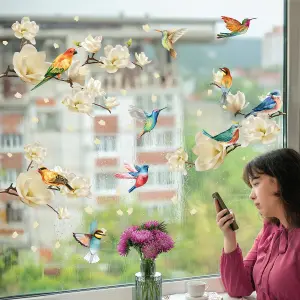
[262, 26, 283, 69]
[0, 16, 218, 254]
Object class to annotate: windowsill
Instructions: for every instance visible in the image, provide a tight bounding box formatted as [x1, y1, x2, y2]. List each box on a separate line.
[14, 276, 257, 300]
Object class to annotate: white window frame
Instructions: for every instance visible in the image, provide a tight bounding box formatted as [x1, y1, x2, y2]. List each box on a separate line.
[7, 0, 295, 298]
[21, 276, 238, 300]
[287, 0, 300, 151]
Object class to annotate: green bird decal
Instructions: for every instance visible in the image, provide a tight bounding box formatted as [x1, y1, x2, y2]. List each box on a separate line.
[128, 105, 167, 138]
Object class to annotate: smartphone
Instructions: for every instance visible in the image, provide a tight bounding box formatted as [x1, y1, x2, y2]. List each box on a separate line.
[212, 192, 239, 231]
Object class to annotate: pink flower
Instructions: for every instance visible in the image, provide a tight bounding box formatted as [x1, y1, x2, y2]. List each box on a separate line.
[117, 220, 174, 259]
[117, 225, 138, 256]
[142, 241, 159, 259]
[131, 230, 153, 244]
[153, 230, 174, 252]
[143, 220, 160, 229]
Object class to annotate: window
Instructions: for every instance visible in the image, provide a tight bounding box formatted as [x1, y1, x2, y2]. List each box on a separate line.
[136, 94, 173, 113]
[0, 169, 17, 187]
[95, 173, 117, 193]
[146, 167, 176, 187]
[42, 38, 66, 61]
[0, 134, 23, 149]
[6, 203, 23, 223]
[95, 135, 117, 152]
[0, 0, 287, 298]
[137, 130, 174, 148]
[36, 112, 60, 131]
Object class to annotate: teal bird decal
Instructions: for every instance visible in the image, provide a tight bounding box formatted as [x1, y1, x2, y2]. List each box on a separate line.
[73, 220, 106, 264]
[128, 105, 167, 138]
[202, 124, 241, 145]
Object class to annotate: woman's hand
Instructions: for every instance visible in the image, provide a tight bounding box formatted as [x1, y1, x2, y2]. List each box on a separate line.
[215, 199, 236, 239]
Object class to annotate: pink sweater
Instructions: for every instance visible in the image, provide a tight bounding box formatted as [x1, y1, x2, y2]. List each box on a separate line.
[220, 220, 300, 300]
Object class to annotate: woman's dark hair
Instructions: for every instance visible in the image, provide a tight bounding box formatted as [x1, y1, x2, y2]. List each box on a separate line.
[243, 148, 300, 228]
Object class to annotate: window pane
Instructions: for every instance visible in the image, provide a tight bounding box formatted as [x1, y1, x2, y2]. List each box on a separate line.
[0, 0, 285, 297]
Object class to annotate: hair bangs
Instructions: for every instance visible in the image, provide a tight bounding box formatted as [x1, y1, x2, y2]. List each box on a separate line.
[242, 159, 265, 187]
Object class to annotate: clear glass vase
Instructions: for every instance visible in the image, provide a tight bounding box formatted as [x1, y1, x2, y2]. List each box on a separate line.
[134, 258, 162, 300]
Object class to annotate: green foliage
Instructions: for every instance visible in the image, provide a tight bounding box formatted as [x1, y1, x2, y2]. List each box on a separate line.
[0, 131, 266, 297]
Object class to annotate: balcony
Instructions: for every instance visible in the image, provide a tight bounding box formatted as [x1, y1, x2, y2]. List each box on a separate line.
[95, 64, 178, 93]
[0, 134, 23, 153]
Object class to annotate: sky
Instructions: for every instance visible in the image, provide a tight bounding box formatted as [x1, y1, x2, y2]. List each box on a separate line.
[0, 0, 285, 37]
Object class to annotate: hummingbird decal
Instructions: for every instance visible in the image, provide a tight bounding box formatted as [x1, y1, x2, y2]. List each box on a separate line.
[202, 123, 241, 145]
[38, 167, 74, 191]
[211, 67, 232, 106]
[114, 161, 149, 193]
[217, 16, 257, 39]
[154, 28, 188, 59]
[31, 48, 77, 91]
[128, 105, 167, 138]
[73, 220, 106, 264]
[244, 91, 282, 118]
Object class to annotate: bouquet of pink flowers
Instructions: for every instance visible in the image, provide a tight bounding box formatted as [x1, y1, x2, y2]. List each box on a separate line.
[117, 220, 174, 260]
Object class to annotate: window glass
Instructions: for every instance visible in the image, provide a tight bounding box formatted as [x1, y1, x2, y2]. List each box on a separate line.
[0, 0, 285, 297]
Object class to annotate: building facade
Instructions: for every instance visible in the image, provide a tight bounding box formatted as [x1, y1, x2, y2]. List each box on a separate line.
[0, 16, 218, 259]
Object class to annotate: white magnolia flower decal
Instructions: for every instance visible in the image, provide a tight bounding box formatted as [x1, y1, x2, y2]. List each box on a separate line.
[13, 44, 50, 84]
[68, 60, 89, 86]
[58, 207, 71, 220]
[100, 45, 135, 73]
[24, 142, 47, 165]
[11, 17, 39, 44]
[135, 52, 152, 67]
[212, 69, 224, 86]
[165, 147, 188, 175]
[105, 97, 119, 109]
[81, 35, 102, 53]
[192, 133, 227, 171]
[62, 90, 94, 115]
[84, 78, 106, 98]
[240, 115, 281, 147]
[225, 91, 249, 115]
[16, 170, 54, 206]
[62, 176, 92, 198]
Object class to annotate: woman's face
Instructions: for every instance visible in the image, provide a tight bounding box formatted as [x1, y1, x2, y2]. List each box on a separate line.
[249, 173, 283, 218]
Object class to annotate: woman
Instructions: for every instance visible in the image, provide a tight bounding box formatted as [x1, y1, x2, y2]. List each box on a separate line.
[215, 148, 300, 300]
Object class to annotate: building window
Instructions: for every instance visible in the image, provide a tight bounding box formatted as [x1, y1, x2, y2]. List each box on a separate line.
[95, 136, 117, 152]
[136, 94, 173, 113]
[164, 94, 173, 112]
[95, 173, 117, 192]
[37, 112, 60, 131]
[6, 203, 23, 223]
[0, 134, 23, 149]
[0, 169, 17, 187]
[146, 168, 175, 187]
[137, 130, 173, 148]
[42, 39, 66, 61]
